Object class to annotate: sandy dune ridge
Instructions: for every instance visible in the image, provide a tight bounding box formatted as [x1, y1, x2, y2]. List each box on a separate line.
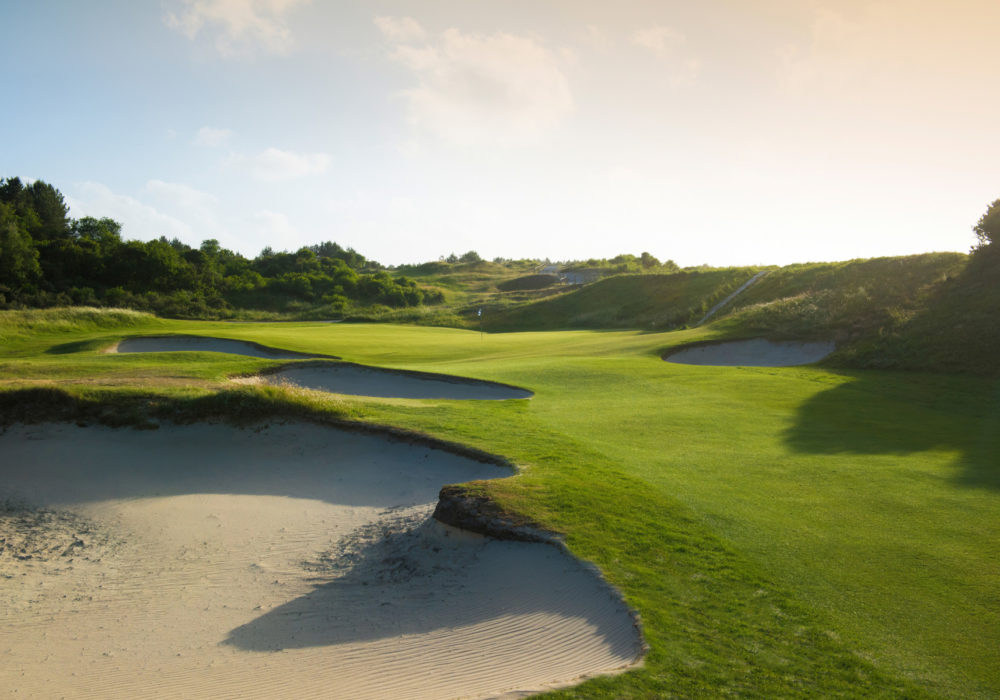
[0, 422, 642, 699]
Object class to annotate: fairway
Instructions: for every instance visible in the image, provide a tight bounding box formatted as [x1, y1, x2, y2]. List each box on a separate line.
[2, 312, 998, 698]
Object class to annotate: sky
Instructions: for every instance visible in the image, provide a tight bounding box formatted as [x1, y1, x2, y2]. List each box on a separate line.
[2, 0, 998, 267]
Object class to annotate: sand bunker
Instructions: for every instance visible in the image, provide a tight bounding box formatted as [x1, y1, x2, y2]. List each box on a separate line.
[0, 422, 640, 699]
[262, 363, 534, 400]
[665, 338, 835, 367]
[115, 335, 334, 360]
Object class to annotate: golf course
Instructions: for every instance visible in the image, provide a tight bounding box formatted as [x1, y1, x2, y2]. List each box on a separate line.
[5, 2, 999, 694]
[1, 274, 997, 697]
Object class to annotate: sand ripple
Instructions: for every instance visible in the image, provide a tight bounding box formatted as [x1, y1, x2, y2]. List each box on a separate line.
[0, 422, 641, 699]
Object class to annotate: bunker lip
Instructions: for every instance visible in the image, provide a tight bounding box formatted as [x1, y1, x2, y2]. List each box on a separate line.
[0, 420, 644, 699]
[253, 360, 535, 400]
[663, 337, 836, 367]
[111, 334, 340, 360]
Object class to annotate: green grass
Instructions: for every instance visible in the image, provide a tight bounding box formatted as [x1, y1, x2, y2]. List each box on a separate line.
[711, 253, 967, 343]
[1, 307, 998, 697]
[486, 268, 761, 331]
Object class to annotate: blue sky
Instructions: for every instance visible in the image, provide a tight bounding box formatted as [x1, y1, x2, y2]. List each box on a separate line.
[2, 1, 998, 266]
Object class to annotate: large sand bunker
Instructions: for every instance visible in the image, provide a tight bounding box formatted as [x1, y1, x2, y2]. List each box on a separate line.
[262, 363, 534, 400]
[665, 338, 835, 367]
[115, 335, 335, 360]
[0, 422, 641, 699]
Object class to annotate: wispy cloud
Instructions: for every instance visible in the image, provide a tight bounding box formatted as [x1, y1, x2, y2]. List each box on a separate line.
[631, 25, 700, 86]
[579, 24, 611, 52]
[165, 0, 311, 57]
[65, 182, 196, 242]
[239, 147, 331, 181]
[631, 25, 686, 56]
[377, 17, 574, 147]
[253, 209, 300, 250]
[194, 126, 234, 147]
[145, 180, 219, 220]
[144, 179, 232, 245]
[374, 16, 425, 43]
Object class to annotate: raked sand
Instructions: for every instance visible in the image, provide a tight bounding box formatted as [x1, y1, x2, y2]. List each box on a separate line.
[0, 422, 641, 699]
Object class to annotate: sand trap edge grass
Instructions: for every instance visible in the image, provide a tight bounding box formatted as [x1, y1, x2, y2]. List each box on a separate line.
[663, 337, 836, 367]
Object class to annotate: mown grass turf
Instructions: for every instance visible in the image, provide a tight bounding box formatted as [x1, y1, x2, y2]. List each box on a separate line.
[1, 308, 997, 698]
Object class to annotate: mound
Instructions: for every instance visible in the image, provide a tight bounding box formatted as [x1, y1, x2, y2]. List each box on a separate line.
[261, 363, 533, 400]
[665, 338, 835, 367]
[115, 335, 334, 359]
[496, 273, 560, 292]
[488, 268, 760, 331]
[0, 422, 640, 699]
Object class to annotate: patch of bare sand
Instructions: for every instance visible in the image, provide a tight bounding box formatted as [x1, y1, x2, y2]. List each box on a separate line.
[665, 338, 835, 367]
[0, 423, 641, 699]
[262, 363, 534, 400]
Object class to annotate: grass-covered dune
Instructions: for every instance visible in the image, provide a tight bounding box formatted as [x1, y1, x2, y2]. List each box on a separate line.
[2, 307, 998, 698]
[484, 267, 762, 331]
[708, 253, 998, 375]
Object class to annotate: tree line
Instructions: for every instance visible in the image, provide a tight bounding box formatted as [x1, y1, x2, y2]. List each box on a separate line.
[0, 177, 441, 318]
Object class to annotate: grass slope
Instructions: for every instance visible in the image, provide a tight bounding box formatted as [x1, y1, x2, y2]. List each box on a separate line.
[2, 308, 998, 697]
[486, 268, 761, 331]
[703, 252, 999, 376]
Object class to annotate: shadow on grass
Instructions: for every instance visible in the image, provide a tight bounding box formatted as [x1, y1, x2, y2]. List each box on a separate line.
[784, 372, 1000, 489]
[45, 337, 114, 354]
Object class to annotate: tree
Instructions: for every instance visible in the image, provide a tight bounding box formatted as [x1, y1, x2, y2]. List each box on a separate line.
[26, 180, 70, 240]
[73, 216, 122, 248]
[0, 202, 41, 291]
[640, 251, 660, 268]
[973, 198, 999, 252]
[200, 239, 221, 257]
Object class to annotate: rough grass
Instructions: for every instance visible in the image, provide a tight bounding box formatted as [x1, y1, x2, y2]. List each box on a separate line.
[711, 253, 966, 341]
[836, 251, 1000, 375]
[701, 252, 999, 376]
[2, 312, 998, 697]
[485, 268, 761, 331]
[0, 307, 155, 341]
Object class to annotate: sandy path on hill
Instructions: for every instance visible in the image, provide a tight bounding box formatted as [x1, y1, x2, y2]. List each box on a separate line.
[0, 423, 641, 699]
[262, 363, 534, 400]
[665, 338, 835, 367]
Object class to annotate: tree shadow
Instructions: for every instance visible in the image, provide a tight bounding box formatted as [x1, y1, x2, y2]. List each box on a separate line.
[222, 515, 639, 654]
[783, 371, 1000, 489]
